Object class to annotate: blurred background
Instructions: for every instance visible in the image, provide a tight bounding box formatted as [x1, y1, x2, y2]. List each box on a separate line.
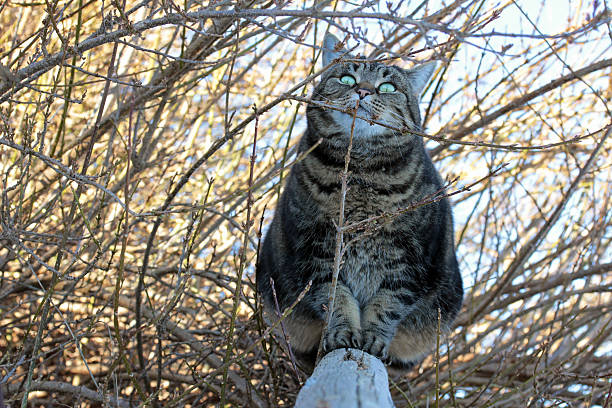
[0, 0, 610, 406]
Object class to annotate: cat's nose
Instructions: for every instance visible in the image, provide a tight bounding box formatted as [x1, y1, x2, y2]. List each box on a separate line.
[356, 87, 374, 99]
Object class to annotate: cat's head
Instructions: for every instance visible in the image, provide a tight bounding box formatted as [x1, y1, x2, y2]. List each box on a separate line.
[308, 33, 436, 142]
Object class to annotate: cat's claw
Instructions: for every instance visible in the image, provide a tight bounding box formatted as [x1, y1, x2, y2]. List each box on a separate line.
[323, 325, 362, 352]
[362, 331, 390, 360]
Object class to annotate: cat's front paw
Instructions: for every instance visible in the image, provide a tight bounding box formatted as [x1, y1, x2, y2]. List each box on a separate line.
[362, 330, 391, 360]
[322, 323, 362, 352]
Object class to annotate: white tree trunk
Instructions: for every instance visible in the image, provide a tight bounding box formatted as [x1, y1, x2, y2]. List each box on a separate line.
[294, 348, 395, 408]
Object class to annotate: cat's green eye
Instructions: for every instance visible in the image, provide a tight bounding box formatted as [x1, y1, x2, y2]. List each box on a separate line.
[340, 75, 356, 86]
[378, 82, 396, 93]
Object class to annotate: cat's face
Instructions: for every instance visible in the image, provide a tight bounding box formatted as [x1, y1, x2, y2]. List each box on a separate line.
[314, 62, 419, 138]
[309, 34, 436, 142]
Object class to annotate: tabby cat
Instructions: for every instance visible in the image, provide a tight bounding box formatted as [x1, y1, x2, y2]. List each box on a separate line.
[257, 33, 463, 373]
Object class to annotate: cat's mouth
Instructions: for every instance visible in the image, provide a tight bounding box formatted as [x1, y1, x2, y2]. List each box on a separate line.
[328, 102, 389, 137]
[356, 105, 371, 118]
[340, 105, 373, 121]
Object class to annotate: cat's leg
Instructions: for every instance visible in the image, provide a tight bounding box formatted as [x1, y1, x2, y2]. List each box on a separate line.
[293, 278, 363, 352]
[320, 283, 363, 352]
[360, 289, 410, 360]
[362, 290, 402, 360]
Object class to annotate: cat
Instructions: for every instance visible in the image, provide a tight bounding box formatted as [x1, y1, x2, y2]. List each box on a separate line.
[256, 33, 463, 374]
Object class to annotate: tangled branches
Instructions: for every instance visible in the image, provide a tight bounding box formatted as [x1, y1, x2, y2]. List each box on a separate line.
[0, 0, 610, 406]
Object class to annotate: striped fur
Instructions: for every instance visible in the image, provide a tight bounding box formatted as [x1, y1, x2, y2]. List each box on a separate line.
[257, 34, 463, 374]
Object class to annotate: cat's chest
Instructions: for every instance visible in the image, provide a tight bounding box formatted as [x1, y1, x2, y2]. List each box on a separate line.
[339, 236, 402, 304]
[299, 153, 420, 221]
[317, 176, 404, 226]
[343, 182, 394, 221]
[302, 172, 417, 304]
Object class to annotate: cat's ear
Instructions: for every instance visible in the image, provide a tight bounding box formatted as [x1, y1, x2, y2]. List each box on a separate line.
[322, 33, 345, 66]
[403, 61, 437, 97]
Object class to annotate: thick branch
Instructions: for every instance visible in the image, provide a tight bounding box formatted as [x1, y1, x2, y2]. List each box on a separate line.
[295, 348, 395, 408]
